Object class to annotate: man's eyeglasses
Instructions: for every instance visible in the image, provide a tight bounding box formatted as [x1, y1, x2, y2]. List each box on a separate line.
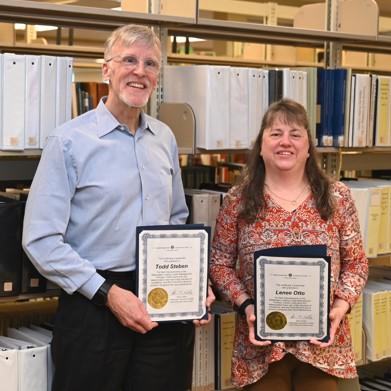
[105, 54, 160, 74]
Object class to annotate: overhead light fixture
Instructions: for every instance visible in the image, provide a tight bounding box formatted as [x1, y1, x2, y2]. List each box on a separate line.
[171, 36, 205, 43]
[15, 23, 58, 32]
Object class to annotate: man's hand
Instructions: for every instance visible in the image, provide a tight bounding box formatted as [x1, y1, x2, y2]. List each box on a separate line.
[106, 284, 158, 334]
[310, 297, 350, 348]
[193, 285, 216, 326]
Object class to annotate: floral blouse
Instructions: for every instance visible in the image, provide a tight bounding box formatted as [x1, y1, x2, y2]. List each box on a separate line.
[210, 181, 368, 388]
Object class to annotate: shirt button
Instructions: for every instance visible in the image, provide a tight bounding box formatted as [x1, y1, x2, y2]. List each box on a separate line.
[145, 195, 150, 200]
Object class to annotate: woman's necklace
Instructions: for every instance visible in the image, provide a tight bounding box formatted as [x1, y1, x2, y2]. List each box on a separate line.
[265, 183, 309, 207]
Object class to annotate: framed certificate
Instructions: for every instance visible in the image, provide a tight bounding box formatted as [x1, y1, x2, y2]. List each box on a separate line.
[136, 224, 210, 322]
[254, 245, 330, 342]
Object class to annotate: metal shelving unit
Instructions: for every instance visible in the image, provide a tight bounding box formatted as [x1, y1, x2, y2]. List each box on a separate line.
[0, 2, 390, 388]
[1, 0, 391, 56]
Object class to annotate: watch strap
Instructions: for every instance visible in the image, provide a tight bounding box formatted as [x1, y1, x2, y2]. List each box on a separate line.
[238, 298, 255, 316]
[91, 280, 114, 306]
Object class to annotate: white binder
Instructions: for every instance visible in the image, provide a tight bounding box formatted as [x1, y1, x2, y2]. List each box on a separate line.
[282, 68, 294, 101]
[29, 325, 53, 339]
[40, 55, 57, 149]
[185, 189, 220, 237]
[64, 57, 73, 122]
[164, 65, 230, 150]
[8, 327, 52, 391]
[258, 69, 269, 134]
[351, 73, 371, 147]
[56, 56, 73, 127]
[185, 189, 209, 226]
[0, 335, 35, 350]
[248, 68, 259, 147]
[249, 68, 269, 148]
[7, 328, 47, 347]
[25, 55, 41, 149]
[0, 335, 47, 391]
[18, 345, 47, 391]
[229, 67, 249, 149]
[0, 347, 18, 391]
[1, 53, 26, 151]
[19, 327, 52, 344]
[294, 70, 308, 109]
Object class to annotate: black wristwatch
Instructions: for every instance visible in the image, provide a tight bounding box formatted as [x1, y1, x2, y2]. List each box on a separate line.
[91, 280, 114, 306]
[238, 298, 255, 316]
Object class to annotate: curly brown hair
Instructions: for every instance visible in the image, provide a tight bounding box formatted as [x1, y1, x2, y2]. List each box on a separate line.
[238, 99, 334, 223]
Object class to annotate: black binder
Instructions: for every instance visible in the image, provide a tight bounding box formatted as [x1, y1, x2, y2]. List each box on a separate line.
[0, 196, 24, 297]
[21, 249, 47, 294]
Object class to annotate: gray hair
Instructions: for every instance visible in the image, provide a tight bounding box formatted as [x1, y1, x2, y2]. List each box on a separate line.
[104, 24, 161, 60]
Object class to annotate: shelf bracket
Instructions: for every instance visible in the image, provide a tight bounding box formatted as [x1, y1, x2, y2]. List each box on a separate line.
[320, 151, 341, 179]
[324, 0, 342, 68]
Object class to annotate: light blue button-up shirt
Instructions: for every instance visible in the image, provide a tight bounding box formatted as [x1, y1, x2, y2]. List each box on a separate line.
[22, 100, 188, 299]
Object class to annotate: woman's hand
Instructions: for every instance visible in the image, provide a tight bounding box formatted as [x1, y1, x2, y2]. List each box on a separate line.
[245, 304, 272, 347]
[310, 297, 350, 348]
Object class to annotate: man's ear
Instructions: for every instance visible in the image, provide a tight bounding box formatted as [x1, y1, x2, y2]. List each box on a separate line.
[102, 63, 110, 82]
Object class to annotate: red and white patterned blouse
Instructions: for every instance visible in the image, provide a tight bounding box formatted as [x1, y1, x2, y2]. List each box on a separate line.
[210, 181, 368, 388]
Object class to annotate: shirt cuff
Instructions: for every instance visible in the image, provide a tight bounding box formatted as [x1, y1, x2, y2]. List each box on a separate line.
[77, 272, 105, 300]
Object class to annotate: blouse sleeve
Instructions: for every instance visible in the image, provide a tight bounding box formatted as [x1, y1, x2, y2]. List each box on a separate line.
[334, 182, 368, 308]
[210, 187, 248, 304]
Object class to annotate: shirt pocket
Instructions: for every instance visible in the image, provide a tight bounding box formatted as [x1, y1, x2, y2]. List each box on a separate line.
[150, 165, 173, 223]
[158, 166, 174, 211]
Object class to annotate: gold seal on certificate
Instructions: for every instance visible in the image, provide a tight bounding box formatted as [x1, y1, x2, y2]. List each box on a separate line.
[136, 224, 210, 322]
[266, 311, 287, 330]
[254, 245, 330, 342]
[148, 288, 168, 309]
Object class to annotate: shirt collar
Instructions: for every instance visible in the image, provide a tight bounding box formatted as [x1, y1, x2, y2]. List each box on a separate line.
[96, 98, 158, 138]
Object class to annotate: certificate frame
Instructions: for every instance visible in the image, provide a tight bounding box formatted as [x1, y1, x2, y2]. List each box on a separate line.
[254, 246, 330, 342]
[136, 224, 210, 322]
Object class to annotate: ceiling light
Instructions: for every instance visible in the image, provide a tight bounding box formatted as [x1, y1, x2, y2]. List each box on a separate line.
[14, 23, 58, 32]
[170, 36, 205, 43]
